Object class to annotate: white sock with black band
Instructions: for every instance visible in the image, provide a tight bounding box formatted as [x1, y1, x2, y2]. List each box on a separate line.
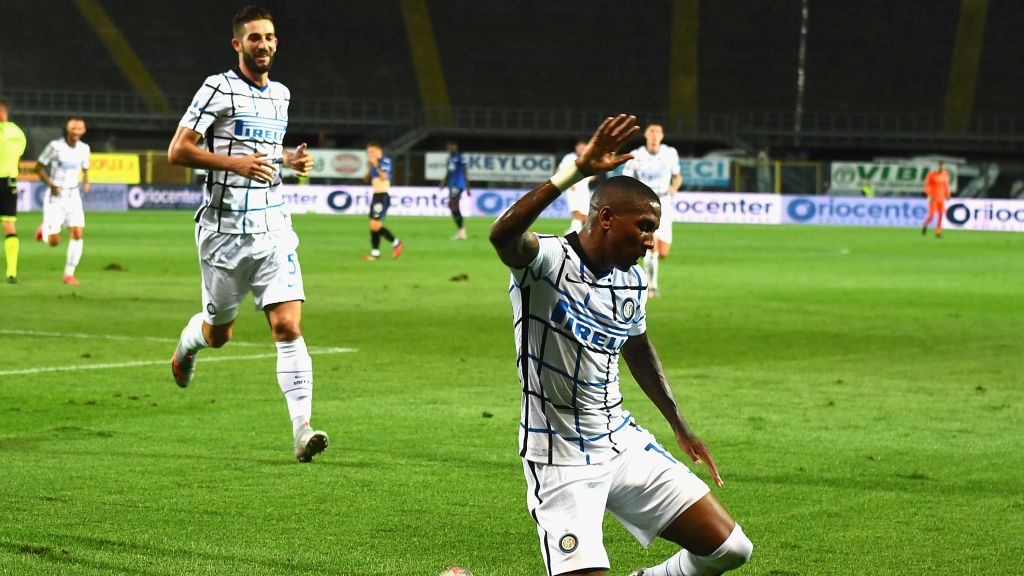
[276, 337, 313, 439]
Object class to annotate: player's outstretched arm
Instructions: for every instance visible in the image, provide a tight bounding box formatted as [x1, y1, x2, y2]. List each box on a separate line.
[622, 333, 724, 487]
[168, 126, 275, 183]
[489, 114, 639, 268]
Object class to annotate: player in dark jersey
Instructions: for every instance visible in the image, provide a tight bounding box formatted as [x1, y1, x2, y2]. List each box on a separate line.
[440, 141, 470, 239]
[363, 142, 403, 260]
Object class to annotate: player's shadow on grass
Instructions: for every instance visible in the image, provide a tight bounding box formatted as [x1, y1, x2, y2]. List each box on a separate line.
[1, 534, 313, 574]
[739, 471, 1015, 496]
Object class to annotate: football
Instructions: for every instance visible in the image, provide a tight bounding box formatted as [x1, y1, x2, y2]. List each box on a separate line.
[438, 566, 474, 576]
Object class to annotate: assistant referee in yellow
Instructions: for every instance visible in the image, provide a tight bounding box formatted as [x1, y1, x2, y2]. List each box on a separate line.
[0, 97, 28, 283]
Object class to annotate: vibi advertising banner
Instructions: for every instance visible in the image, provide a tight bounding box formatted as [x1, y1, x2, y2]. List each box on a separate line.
[679, 158, 731, 188]
[782, 195, 1024, 232]
[830, 161, 959, 195]
[425, 152, 556, 183]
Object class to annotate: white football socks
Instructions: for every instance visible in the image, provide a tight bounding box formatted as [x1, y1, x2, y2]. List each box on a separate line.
[645, 250, 659, 290]
[276, 337, 313, 439]
[645, 525, 753, 576]
[64, 238, 83, 277]
[179, 312, 209, 355]
[568, 219, 583, 233]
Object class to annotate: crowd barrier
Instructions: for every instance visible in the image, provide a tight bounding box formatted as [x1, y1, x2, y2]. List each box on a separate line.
[13, 184, 1023, 233]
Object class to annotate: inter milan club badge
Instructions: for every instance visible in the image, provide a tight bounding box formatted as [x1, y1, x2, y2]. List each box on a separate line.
[559, 533, 579, 553]
[621, 298, 637, 321]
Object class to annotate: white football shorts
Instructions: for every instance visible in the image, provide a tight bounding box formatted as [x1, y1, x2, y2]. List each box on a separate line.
[196, 225, 306, 325]
[655, 193, 674, 244]
[565, 181, 591, 216]
[523, 430, 710, 576]
[42, 190, 85, 236]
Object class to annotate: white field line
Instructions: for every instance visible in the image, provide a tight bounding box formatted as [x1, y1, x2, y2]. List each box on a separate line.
[0, 328, 267, 348]
[0, 347, 357, 376]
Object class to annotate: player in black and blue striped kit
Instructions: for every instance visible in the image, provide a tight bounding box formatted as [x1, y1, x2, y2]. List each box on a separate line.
[440, 141, 470, 239]
[364, 142, 403, 260]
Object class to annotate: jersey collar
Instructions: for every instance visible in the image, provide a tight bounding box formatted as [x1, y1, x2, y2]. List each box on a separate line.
[565, 232, 611, 279]
[233, 67, 270, 92]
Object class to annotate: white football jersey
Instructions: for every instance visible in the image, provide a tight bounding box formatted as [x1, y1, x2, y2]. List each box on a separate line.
[37, 138, 90, 196]
[558, 152, 592, 196]
[509, 233, 650, 466]
[180, 69, 291, 234]
[622, 144, 680, 196]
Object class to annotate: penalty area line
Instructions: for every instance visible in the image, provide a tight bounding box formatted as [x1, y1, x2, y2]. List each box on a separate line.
[0, 348, 357, 377]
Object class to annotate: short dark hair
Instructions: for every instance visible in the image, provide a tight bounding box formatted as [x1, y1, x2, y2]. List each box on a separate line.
[233, 5, 274, 38]
[366, 141, 383, 150]
[0, 97, 8, 109]
[592, 175, 659, 211]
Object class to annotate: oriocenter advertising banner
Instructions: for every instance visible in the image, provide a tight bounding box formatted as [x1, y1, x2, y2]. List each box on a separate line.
[782, 195, 1024, 232]
[425, 152, 556, 183]
[830, 162, 958, 194]
[89, 153, 141, 184]
[669, 193, 780, 224]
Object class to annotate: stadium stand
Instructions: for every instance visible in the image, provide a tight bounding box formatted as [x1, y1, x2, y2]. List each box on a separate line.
[1, 0, 1022, 156]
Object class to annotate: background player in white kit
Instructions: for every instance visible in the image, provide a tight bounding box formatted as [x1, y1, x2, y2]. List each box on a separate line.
[490, 115, 751, 576]
[166, 6, 326, 463]
[622, 123, 681, 298]
[558, 139, 592, 234]
[35, 117, 90, 285]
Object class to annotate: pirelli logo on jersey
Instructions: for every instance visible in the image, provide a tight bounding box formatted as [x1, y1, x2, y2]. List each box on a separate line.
[550, 299, 626, 351]
[232, 116, 287, 143]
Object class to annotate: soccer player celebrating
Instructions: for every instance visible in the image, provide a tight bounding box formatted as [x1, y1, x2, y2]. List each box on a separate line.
[622, 123, 681, 298]
[558, 139, 593, 235]
[0, 97, 27, 284]
[364, 142, 403, 260]
[922, 162, 951, 238]
[166, 5, 327, 463]
[490, 114, 751, 576]
[35, 117, 90, 285]
[440, 141, 470, 239]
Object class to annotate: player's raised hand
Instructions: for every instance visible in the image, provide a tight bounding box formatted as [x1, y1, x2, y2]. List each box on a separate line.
[575, 114, 640, 176]
[232, 152, 275, 183]
[289, 143, 313, 176]
[674, 428, 724, 487]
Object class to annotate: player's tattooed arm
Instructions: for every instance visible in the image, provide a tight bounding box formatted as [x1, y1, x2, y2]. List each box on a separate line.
[490, 114, 639, 269]
[488, 182, 556, 268]
[622, 333, 724, 487]
[168, 126, 275, 183]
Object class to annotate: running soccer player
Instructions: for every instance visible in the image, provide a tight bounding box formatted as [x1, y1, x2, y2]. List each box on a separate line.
[440, 141, 470, 239]
[490, 114, 751, 576]
[558, 139, 593, 234]
[922, 162, 951, 238]
[0, 97, 27, 284]
[364, 142, 403, 260]
[166, 5, 327, 463]
[35, 117, 90, 285]
[622, 123, 681, 298]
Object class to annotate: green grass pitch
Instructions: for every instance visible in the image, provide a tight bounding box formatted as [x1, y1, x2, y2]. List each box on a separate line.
[1, 212, 1021, 575]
